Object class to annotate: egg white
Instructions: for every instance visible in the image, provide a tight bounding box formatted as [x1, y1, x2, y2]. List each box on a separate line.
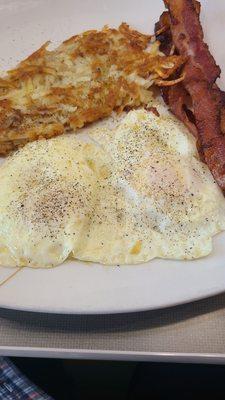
[0, 137, 110, 267]
[0, 108, 225, 268]
[87, 109, 225, 263]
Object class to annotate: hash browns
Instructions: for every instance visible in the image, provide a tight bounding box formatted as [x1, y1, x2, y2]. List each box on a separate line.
[0, 23, 185, 155]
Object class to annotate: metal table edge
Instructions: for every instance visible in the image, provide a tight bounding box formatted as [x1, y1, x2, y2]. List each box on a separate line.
[0, 347, 225, 364]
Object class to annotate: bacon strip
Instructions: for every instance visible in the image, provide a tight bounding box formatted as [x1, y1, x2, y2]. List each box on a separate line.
[155, 10, 198, 138]
[156, 0, 225, 192]
[162, 82, 198, 137]
[155, 12, 172, 55]
[167, 0, 220, 84]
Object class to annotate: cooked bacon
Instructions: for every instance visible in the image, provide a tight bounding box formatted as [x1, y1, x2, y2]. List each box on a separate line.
[156, 0, 225, 192]
[162, 82, 198, 137]
[186, 80, 225, 188]
[145, 105, 160, 117]
[166, 0, 220, 84]
[155, 10, 198, 137]
[155, 12, 172, 55]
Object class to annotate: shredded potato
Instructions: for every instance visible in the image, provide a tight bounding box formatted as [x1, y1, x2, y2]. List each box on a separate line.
[0, 23, 185, 155]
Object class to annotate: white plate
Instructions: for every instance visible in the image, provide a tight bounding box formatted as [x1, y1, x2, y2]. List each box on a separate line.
[0, 0, 225, 314]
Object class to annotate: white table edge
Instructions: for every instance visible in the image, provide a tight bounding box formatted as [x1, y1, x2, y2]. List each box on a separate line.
[0, 347, 225, 364]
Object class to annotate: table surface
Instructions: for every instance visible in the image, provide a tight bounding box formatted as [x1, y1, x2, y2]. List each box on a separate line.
[1, 294, 225, 363]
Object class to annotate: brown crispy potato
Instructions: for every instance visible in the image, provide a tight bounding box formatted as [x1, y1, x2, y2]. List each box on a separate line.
[0, 23, 185, 155]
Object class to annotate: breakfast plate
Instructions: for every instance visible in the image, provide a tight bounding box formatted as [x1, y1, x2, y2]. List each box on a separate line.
[1, 0, 225, 314]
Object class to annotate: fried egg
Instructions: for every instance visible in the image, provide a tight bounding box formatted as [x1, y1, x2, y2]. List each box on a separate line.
[0, 138, 110, 267]
[0, 108, 225, 268]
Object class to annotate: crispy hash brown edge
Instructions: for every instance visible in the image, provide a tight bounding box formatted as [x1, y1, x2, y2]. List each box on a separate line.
[0, 23, 186, 155]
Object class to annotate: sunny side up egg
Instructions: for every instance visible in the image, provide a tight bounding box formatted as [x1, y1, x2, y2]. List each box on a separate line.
[0, 109, 225, 268]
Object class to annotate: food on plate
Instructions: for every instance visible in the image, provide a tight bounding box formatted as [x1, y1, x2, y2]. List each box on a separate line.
[0, 0, 225, 270]
[155, 0, 225, 193]
[0, 136, 109, 267]
[0, 23, 185, 156]
[0, 108, 225, 268]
